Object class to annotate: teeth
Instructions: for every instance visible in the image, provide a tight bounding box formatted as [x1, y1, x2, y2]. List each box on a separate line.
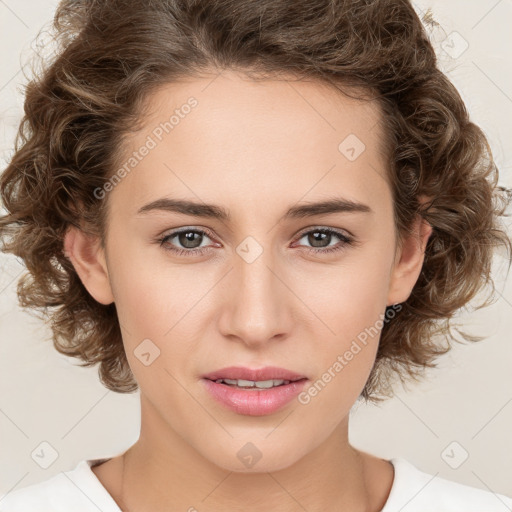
[214, 378, 290, 388]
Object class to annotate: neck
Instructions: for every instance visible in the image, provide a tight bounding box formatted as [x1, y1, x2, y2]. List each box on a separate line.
[113, 437, 384, 512]
[118, 445, 372, 512]
[112, 396, 387, 512]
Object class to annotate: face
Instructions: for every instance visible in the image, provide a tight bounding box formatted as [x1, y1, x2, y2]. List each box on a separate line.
[65, 70, 431, 473]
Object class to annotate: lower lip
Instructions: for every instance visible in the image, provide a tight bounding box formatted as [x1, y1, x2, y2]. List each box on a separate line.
[201, 378, 308, 416]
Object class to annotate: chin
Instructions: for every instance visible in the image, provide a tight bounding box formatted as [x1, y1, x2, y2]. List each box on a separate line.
[203, 440, 307, 474]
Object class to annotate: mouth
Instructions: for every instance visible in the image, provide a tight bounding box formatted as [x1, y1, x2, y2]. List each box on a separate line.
[206, 377, 307, 389]
[201, 365, 308, 383]
[200, 366, 309, 416]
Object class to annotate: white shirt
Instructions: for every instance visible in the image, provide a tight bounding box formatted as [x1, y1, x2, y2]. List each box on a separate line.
[1, 456, 511, 511]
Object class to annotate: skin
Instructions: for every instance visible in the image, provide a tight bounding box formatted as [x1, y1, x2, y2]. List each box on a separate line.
[64, 70, 432, 512]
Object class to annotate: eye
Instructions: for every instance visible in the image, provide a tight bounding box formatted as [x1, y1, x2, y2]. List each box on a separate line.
[293, 227, 354, 255]
[157, 227, 216, 257]
[156, 226, 355, 258]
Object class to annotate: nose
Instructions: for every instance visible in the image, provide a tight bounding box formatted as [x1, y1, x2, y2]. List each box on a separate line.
[217, 244, 295, 348]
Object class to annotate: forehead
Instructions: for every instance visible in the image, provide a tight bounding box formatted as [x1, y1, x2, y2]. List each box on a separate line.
[110, 70, 391, 221]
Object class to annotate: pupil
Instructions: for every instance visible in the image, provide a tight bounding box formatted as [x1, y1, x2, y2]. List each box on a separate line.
[180, 231, 201, 248]
[309, 231, 329, 248]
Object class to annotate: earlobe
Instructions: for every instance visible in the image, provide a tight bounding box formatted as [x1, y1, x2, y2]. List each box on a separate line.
[386, 215, 433, 307]
[63, 225, 115, 305]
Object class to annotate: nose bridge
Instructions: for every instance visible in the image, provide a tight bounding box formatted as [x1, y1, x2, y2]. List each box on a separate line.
[221, 237, 291, 344]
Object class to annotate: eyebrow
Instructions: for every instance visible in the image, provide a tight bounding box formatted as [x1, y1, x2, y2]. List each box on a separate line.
[136, 197, 373, 220]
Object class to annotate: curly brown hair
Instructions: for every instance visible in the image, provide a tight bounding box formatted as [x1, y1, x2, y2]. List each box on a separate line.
[1, 0, 510, 403]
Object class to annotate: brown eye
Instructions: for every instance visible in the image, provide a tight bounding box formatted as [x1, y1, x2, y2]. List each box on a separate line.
[295, 228, 354, 255]
[158, 228, 215, 256]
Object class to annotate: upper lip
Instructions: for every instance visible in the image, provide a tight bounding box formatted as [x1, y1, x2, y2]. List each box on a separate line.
[202, 366, 308, 382]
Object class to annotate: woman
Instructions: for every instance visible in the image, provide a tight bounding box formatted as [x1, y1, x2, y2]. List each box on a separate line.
[1, 0, 511, 510]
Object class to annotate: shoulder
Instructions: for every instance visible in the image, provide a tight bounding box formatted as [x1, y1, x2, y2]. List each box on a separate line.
[0, 459, 120, 512]
[382, 457, 512, 512]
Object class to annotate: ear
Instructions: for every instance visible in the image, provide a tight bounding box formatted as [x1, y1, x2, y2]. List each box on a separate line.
[63, 225, 115, 305]
[387, 204, 433, 307]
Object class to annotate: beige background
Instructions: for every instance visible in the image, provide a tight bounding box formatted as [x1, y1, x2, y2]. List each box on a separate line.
[1, 0, 511, 501]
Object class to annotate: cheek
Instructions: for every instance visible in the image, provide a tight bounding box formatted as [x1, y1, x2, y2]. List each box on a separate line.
[292, 250, 390, 392]
[299, 296, 384, 416]
[106, 239, 184, 332]
[106, 249, 212, 378]
[293, 248, 392, 334]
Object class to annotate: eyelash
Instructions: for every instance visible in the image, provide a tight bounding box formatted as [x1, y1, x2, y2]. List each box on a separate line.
[156, 226, 355, 257]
